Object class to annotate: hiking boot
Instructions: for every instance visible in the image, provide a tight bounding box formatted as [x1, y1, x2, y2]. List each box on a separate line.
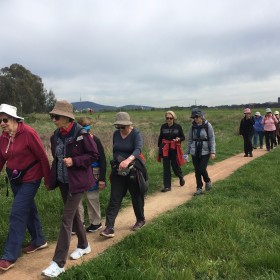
[253, 145, 257, 149]
[22, 242, 48, 254]
[132, 220, 146, 231]
[86, 223, 102, 233]
[0, 259, 15, 271]
[260, 145, 263, 149]
[244, 154, 248, 157]
[193, 188, 203, 196]
[249, 153, 253, 157]
[100, 227, 115, 238]
[179, 177, 185, 186]
[42, 261, 65, 278]
[70, 244, 91, 260]
[205, 181, 212, 191]
[161, 187, 171, 192]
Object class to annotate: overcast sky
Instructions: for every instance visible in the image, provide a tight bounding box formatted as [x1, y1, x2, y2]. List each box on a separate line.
[1, 0, 280, 108]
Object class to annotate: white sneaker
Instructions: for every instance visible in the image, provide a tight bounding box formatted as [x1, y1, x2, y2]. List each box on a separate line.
[41, 261, 65, 278]
[70, 244, 91, 260]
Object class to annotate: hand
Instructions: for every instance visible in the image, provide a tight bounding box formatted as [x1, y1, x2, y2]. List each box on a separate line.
[63, 157, 73, 167]
[98, 181, 106, 190]
[119, 159, 130, 170]
[210, 154, 215, 160]
[173, 137, 180, 142]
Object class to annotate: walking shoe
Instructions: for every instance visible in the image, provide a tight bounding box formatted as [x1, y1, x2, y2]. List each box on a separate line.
[22, 242, 48, 254]
[161, 187, 171, 192]
[100, 227, 115, 238]
[0, 259, 15, 271]
[193, 188, 203, 196]
[205, 181, 212, 191]
[253, 145, 257, 149]
[132, 220, 146, 231]
[42, 261, 65, 278]
[244, 154, 248, 157]
[70, 244, 91, 260]
[260, 145, 263, 149]
[86, 223, 102, 233]
[249, 153, 253, 157]
[179, 177, 185, 186]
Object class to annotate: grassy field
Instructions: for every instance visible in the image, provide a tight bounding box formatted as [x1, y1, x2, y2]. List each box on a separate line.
[0, 108, 279, 279]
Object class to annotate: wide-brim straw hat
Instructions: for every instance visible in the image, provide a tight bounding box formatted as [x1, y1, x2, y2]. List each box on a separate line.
[0, 104, 24, 120]
[113, 112, 133, 126]
[49, 100, 75, 119]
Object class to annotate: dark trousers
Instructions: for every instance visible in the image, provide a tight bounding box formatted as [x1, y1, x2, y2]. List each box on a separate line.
[243, 133, 253, 155]
[192, 154, 210, 189]
[253, 131, 264, 147]
[264, 131, 276, 151]
[2, 180, 45, 262]
[53, 183, 88, 268]
[105, 173, 145, 229]
[162, 149, 183, 188]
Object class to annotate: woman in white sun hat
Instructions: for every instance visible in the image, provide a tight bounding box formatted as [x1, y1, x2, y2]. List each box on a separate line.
[0, 104, 50, 272]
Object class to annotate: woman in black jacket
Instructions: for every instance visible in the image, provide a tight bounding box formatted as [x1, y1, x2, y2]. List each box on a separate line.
[158, 111, 185, 192]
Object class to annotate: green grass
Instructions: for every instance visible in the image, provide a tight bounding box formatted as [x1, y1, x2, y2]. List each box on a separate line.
[58, 148, 280, 280]
[0, 108, 279, 279]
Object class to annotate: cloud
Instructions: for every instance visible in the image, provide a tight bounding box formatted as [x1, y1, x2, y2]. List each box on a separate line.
[1, 0, 280, 107]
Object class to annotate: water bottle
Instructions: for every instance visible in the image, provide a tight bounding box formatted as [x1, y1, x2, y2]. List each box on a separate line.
[183, 154, 189, 162]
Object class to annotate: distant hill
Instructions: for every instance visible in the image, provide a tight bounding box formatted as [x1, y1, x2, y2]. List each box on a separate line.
[72, 101, 116, 112]
[72, 101, 153, 112]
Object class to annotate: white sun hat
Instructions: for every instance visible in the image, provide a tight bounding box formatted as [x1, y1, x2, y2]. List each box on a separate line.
[0, 104, 24, 120]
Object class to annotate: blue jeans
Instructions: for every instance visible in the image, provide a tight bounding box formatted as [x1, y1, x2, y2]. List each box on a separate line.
[253, 130, 264, 147]
[2, 180, 46, 262]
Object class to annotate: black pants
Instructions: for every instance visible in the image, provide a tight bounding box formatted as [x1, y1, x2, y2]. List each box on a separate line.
[264, 130, 276, 151]
[192, 154, 210, 189]
[105, 173, 145, 229]
[162, 149, 183, 188]
[243, 133, 253, 155]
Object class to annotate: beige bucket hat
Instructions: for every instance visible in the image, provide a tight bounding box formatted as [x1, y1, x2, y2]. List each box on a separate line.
[49, 100, 75, 119]
[113, 112, 133, 126]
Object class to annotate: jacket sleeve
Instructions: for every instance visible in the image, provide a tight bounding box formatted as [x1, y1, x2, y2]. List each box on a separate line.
[177, 124, 185, 142]
[207, 122, 216, 154]
[158, 124, 164, 147]
[72, 133, 99, 168]
[186, 125, 193, 154]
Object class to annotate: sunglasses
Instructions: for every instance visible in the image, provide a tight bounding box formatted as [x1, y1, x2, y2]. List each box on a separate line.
[0, 118, 9, 124]
[166, 117, 173, 120]
[50, 114, 61, 121]
[115, 125, 126, 129]
[194, 115, 200, 118]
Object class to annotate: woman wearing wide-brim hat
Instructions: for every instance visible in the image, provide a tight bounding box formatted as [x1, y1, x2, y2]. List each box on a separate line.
[100, 112, 147, 238]
[42, 100, 99, 278]
[0, 104, 50, 271]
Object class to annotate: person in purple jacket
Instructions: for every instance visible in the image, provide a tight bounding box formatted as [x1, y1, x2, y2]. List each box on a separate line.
[42, 100, 99, 278]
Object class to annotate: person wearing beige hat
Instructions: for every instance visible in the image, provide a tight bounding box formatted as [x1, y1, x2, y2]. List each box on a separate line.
[0, 104, 50, 271]
[42, 100, 99, 278]
[253, 112, 264, 149]
[100, 112, 146, 238]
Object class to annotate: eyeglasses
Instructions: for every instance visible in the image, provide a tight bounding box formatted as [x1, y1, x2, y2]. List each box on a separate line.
[50, 114, 61, 121]
[115, 125, 125, 129]
[0, 118, 9, 124]
[166, 117, 173, 120]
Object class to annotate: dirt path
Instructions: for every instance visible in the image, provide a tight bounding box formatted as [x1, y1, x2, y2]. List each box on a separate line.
[1, 149, 267, 280]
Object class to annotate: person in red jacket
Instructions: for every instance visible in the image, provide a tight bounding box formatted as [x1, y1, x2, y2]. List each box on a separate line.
[0, 104, 50, 271]
[42, 100, 99, 278]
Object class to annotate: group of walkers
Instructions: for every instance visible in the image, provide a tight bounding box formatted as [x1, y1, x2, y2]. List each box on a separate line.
[239, 107, 280, 157]
[2, 103, 277, 277]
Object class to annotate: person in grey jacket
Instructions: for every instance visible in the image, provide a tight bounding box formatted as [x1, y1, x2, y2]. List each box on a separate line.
[186, 108, 216, 196]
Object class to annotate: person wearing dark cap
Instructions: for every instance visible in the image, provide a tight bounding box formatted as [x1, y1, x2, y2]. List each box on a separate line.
[0, 104, 50, 271]
[100, 112, 146, 238]
[42, 100, 99, 278]
[158, 111, 186, 192]
[76, 117, 106, 233]
[239, 108, 255, 157]
[186, 108, 216, 196]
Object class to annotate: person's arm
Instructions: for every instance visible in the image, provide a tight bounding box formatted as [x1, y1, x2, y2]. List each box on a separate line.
[93, 136, 107, 184]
